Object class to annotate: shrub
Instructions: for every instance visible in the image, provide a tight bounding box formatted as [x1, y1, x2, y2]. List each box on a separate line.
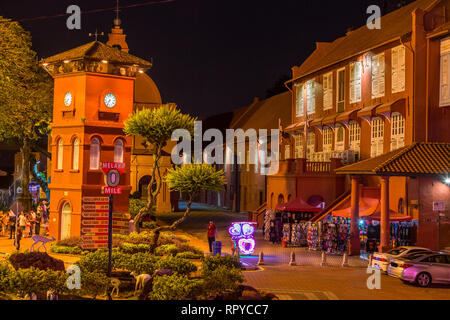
[9, 252, 65, 272]
[75, 249, 115, 274]
[176, 243, 204, 255]
[142, 221, 158, 229]
[155, 244, 180, 256]
[202, 265, 243, 296]
[201, 255, 241, 275]
[0, 263, 12, 292]
[129, 199, 146, 219]
[150, 274, 204, 300]
[119, 242, 151, 254]
[115, 252, 160, 275]
[50, 244, 84, 255]
[156, 256, 197, 276]
[56, 237, 82, 247]
[126, 231, 154, 244]
[7, 267, 67, 298]
[177, 251, 203, 260]
[79, 271, 109, 299]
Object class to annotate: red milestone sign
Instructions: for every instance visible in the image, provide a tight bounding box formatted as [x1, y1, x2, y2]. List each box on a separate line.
[101, 162, 125, 195]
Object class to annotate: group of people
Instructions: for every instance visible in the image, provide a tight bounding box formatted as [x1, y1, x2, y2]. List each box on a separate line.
[0, 201, 49, 249]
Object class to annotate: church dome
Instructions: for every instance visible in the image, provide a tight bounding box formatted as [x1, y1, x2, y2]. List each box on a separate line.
[134, 73, 162, 105]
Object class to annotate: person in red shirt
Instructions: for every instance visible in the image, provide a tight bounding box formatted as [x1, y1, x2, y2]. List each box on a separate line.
[207, 221, 217, 253]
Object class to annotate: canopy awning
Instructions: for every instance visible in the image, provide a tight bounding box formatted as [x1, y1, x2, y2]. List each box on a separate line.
[276, 197, 322, 212]
[284, 121, 306, 132]
[331, 197, 412, 221]
[375, 98, 406, 119]
[331, 197, 380, 218]
[336, 108, 360, 124]
[357, 103, 381, 121]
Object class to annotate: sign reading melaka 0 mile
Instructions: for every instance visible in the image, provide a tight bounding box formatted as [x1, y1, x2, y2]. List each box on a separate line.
[101, 162, 125, 194]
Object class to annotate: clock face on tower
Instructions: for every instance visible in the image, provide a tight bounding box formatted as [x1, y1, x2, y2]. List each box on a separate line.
[64, 92, 73, 107]
[104, 93, 117, 108]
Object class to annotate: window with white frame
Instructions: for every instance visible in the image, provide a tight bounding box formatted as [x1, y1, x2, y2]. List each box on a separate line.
[371, 117, 384, 157]
[391, 45, 406, 93]
[323, 72, 333, 110]
[295, 83, 304, 116]
[390, 112, 405, 151]
[349, 121, 360, 161]
[372, 53, 385, 99]
[294, 134, 304, 158]
[337, 68, 346, 112]
[350, 61, 362, 104]
[335, 124, 345, 151]
[322, 127, 333, 159]
[440, 37, 450, 107]
[285, 144, 291, 160]
[306, 131, 315, 161]
[72, 138, 79, 170]
[114, 139, 124, 163]
[90, 137, 100, 170]
[306, 80, 315, 115]
[57, 138, 63, 170]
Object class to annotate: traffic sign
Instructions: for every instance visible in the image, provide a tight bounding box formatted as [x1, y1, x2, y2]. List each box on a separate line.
[82, 203, 109, 211]
[81, 243, 108, 250]
[82, 197, 109, 203]
[103, 186, 122, 195]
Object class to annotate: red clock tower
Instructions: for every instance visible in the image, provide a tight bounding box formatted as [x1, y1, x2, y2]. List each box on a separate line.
[41, 41, 151, 240]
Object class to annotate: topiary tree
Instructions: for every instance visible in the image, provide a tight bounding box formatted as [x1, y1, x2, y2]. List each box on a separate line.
[124, 104, 196, 233]
[147, 164, 226, 253]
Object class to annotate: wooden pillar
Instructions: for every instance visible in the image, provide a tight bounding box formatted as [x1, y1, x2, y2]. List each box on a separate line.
[380, 176, 391, 252]
[349, 175, 361, 255]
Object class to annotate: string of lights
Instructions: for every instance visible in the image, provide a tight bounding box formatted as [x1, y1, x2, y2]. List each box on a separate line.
[0, 0, 174, 23]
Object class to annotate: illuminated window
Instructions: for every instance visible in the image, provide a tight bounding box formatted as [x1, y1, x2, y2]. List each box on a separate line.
[285, 144, 291, 160]
[390, 112, 405, 151]
[371, 53, 385, 99]
[306, 131, 315, 161]
[114, 139, 124, 163]
[72, 138, 79, 170]
[90, 137, 100, 170]
[323, 73, 333, 110]
[335, 124, 345, 151]
[392, 45, 406, 93]
[371, 117, 384, 157]
[295, 83, 304, 117]
[440, 37, 450, 106]
[294, 135, 303, 159]
[350, 61, 362, 103]
[323, 127, 333, 156]
[306, 80, 315, 114]
[349, 121, 361, 161]
[57, 138, 63, 170]
[337, 68, 346, 112]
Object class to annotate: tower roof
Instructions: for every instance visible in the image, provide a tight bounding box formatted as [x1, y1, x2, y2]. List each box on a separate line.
[41, 41, 151, 68]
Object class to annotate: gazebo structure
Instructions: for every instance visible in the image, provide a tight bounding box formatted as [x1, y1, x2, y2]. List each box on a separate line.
[336, 142, 450, 254]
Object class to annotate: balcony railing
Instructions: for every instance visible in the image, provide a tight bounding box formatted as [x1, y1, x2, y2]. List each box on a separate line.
[305, 161, 331, 173]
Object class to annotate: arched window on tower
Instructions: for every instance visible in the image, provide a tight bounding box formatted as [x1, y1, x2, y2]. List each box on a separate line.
[114, 139, 124, 163]
[72, 138, 79, 170]
[90, 137, 100, 170]
[57, 138, 63, 170]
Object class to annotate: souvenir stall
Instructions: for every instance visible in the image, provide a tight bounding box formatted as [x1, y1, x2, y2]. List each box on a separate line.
[326, 199, 414, 253]
[277, 197, 321, 247]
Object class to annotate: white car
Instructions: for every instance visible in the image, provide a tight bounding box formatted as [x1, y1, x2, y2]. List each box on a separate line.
[371, 246, 432, 273]
[387, 251, 434, 278]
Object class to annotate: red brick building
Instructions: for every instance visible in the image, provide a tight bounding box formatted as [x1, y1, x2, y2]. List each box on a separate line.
[271, 0, 450, 252]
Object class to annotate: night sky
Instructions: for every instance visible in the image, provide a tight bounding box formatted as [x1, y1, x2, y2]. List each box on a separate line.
[0, 0, 408, 118]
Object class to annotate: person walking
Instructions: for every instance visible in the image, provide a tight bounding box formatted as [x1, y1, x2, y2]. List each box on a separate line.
[35, 207, 42, 236]
[8, 209, 16, 239]
[15, 223, 22, 250]
[29, 210, 36, 236]
[207, 220, 217, 253]
[18, 212, 27, 237]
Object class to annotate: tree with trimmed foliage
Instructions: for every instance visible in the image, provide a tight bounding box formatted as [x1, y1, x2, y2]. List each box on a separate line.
[145, 164, 226, 253]
[0, 17, 53, 211]
[124, 104, 196, 233]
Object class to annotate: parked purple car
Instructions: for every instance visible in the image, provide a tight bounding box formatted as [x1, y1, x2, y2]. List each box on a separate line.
[399, 253, 450, 287]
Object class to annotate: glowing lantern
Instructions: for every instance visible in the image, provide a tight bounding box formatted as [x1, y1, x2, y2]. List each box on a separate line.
[228, 222, 256, 255]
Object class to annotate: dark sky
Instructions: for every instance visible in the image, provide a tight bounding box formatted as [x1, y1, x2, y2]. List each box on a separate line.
[0, 0, 403, 118]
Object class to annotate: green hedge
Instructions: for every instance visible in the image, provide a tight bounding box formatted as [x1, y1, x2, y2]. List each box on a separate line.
[201, 255, 241, 275]
[150, 275, 204, 300]
[50, 244, 86, 255]
[176, 251, 203, 260]
[155, 256, 197, 276]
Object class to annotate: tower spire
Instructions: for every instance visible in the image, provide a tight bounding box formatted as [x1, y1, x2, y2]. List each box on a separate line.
[107, 0, 129, 52]
[114, 0, 121, 26]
